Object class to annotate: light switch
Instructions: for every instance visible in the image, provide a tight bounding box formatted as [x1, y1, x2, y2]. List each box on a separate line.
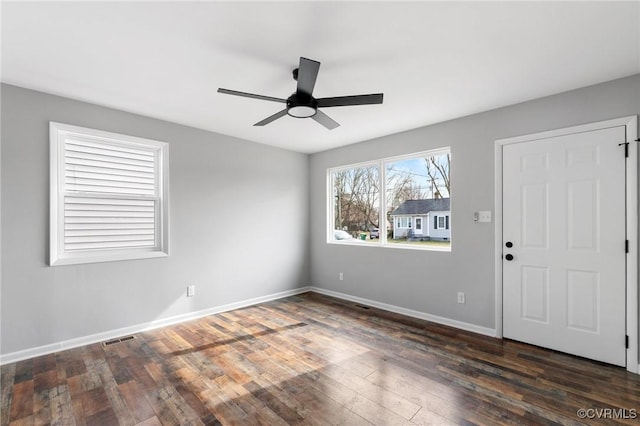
[477, 211, 492, 223]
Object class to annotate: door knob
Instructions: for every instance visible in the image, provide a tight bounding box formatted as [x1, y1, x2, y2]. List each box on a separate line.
[505, 241, 513, 248]
[505, 254, 514, 261]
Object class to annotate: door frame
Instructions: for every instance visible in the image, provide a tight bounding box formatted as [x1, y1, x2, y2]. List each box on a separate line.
[494, 116, 638, 373]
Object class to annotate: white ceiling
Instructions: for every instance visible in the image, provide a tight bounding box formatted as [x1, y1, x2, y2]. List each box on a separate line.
[2, 2, 639, 154]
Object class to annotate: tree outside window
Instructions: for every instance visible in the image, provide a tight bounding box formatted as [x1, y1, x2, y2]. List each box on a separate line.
[329, 148, 451, 250]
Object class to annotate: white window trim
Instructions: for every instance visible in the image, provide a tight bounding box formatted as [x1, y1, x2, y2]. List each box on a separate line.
[327, 147, 451, 251]
[434, 214, 450, 230]
[50, 122, 169, 266]
[396, 217, 412, 229]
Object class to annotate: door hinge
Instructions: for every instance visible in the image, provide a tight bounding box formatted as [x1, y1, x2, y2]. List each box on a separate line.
[625, 240, 629, 253]
[619, 142, 629, 157]
[626, 335, 629, 349]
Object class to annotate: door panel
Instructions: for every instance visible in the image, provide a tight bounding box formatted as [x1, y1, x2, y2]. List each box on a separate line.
[521, 266, 549, 323]
[566, 270, 599, 332]
[521, 183, 547, 248]
[503, 126, 626, 366]
[567, 179, 598, 250]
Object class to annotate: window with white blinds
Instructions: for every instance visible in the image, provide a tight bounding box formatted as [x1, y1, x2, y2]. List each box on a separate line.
[50, 122, 169, 265]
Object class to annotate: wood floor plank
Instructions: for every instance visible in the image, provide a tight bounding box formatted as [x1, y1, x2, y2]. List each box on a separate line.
[118, 380, 156, 423]
[85, 406, 118, 426]
[409, 407, 457, 426]
[318, 363, 420, 420]
[34, 369, 58, 393]
[0, 364, 16, 426]
[32, 354, 56, 377]
[199, 385, 251, 424]
[8, 380, 33, 422]
[144, 386, 186, 425]
[48, 385, 76, 426]
[2, 292, 640, 425]
[33, 387, 52, 425]
[7, 414, 35, 426]
[134, 416, 162, 426]
[94, 360, 138, 426]
[12, 361, 33, 385]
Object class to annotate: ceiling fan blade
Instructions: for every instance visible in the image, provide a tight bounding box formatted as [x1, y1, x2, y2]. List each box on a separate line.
[296, 57, 320, 97]
[254, 109, 288, 126]
[218, 88, 286, 103]
[312, 110, 340, 130]
[317, 93, 384, 108]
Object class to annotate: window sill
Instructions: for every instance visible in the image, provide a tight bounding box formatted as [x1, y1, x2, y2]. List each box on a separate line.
[50, 250, 168, 266]
[328, 240, 451, 252]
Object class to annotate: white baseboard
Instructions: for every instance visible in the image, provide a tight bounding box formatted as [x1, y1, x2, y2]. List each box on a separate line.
[308, 286, 497, 337]
[1, 285, 496, 365]
[0, 286, 312, 365]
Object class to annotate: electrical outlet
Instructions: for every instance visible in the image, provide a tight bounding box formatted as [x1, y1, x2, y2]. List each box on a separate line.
[187, 285, 195, 297]
[339, 272, 343, 281]
[457, 292, 465, 304]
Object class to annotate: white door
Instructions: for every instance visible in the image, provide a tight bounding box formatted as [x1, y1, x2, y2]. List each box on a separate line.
[502, 125, 627, 366]
[414, 217, 423, 235]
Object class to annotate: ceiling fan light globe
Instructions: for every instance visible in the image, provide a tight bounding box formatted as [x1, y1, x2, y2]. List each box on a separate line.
[287, 105, 317, 118]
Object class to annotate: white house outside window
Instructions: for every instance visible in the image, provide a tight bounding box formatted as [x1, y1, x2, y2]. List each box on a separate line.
[329, 148, 451, 251]
[50, 122, 169, 266]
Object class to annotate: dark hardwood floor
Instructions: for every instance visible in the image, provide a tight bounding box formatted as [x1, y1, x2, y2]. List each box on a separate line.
[2, 292, 639, 425]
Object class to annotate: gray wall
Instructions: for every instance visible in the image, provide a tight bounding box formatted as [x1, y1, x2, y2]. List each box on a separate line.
[1, 84, 310, 355]
[2, 74, 639, 358]
[309, 74, 640, 330]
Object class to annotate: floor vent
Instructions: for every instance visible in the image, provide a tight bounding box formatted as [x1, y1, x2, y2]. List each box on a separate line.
[102, 335, 135, 347]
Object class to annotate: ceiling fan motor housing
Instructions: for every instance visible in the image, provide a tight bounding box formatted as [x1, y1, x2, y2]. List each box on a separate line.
[286, 93, 317, 118]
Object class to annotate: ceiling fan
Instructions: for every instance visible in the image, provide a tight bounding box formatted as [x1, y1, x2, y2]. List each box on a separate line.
[218, 57, 384, 130]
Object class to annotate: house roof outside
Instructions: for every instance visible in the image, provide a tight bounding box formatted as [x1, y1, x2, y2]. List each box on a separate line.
[391, 198, 450, 216]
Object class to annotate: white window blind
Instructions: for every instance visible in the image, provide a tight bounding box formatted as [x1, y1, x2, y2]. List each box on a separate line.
[50, 123, 169, 265]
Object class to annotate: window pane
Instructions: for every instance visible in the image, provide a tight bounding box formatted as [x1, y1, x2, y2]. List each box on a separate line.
[332, 165, 380, 242]
[386, 152, 451, 248]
